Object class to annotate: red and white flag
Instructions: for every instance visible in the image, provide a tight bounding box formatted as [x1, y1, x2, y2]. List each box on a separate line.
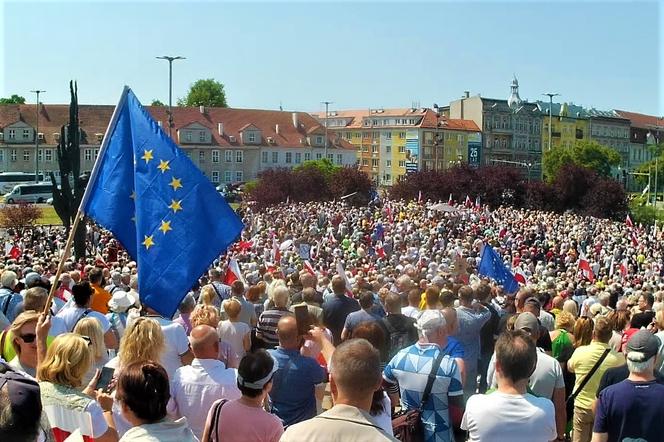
[620, 258, 629, 279]
[4, 242, 21, 260]
[625, 214, 634, 228]
[272, 237, 281, 265]
[448, 193, 453, 205]
[375, 240, 385, 258]
[514, 268, 529, 285]
[386, 204, 394, 223]
[475, 196, 481, 210]
[578, 253, 595, 282]
[418, 190, 423, 204]
[465, 195, 472, 208]
[630, 231, 639, 247]
[303, 260, 317, 276]
[223, 258, 245, 285]
[336, 261, 354, 298]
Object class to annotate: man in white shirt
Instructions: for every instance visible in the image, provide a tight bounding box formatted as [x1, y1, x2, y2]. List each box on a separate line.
[462, 329, 557, 442]
[169, 325, 241, 439]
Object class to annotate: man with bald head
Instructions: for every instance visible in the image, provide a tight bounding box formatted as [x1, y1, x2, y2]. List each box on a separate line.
[168, 324, 241, 439]
[268, 315, 326, 427]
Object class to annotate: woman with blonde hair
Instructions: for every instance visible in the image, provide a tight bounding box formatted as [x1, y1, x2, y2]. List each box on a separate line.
[573, 316, 594, 348]
[562, 299, 579, 318]
[36, 323, 117, 442]
[74, 317, 109, 388]
[550, 311, 576, 360]
[199, 285, 217, 307]
[6, 310, 40, 377]
[218, 298, 251, 359]
[191, 304, 239, 368]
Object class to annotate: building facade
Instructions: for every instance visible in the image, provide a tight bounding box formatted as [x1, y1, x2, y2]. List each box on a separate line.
[536, 101, 590, 150]
[0, 105, 356, 185]
[314, 108, 480, 185]
[448, 78, 543, 180]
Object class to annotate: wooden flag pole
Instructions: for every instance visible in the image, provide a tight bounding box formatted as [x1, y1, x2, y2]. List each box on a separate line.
[42, 210, 85, 316]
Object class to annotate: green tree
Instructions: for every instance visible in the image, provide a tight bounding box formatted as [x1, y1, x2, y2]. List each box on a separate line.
[294, 158, 340, 180]
[542, 140, 621, 181]
[151, 99, 165, 106]
[0, 94, 26, 105]
[177, 79, 227, 108]
[635, 143, 664, 192]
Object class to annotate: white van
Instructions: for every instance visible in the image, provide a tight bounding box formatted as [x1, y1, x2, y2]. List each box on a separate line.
[3, 183, 53, 204]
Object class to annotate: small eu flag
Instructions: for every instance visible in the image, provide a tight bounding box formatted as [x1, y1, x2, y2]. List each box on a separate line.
[82, 87, 244, 318]
[478, 243, 519, 294]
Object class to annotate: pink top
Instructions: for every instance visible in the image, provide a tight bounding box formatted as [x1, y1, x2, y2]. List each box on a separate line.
[208, 399, 283, 442]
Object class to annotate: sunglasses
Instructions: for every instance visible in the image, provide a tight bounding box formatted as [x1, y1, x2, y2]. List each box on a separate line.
[19, 333, 36, 343]
[80, 335, 92, 346]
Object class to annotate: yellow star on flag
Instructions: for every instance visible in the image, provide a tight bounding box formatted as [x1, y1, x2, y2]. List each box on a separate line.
[157, 160, 171, 173]
[142, 235, 155, 250]
[159, 220, 172, 234]
[168, 199, 183, 213]
[142, 149, 154, 164]
[169, 177, 182, 191]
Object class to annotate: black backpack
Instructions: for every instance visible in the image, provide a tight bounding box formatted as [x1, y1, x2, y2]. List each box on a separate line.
[383, 317, 415, 360]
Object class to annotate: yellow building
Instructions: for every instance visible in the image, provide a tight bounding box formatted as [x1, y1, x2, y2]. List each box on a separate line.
[538, 101, 590, 150]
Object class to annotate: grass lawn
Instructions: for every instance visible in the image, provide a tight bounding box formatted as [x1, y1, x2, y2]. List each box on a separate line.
[36, 205, 63, 226]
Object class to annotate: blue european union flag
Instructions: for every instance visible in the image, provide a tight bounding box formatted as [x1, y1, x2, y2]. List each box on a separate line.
[82, 87, 244, 318]
[478, 243, 519, 294]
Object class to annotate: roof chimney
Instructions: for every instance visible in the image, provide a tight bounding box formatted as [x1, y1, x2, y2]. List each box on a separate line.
[292, 112, 298, 129]
[218, 123, 224, 136]
[275, 124, 280, 135]
[464, 91, 470, 98]
[199, 105, 205, 114]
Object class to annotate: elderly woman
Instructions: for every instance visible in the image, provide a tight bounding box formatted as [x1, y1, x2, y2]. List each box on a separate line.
[115, 361, 196, 441]
[36, 322, 117, 442]
[106, 290, 137, 341]
[256, 286, 290, 349]
[549, 311, 576, 361]
[6, 310, 40, 377]
[190, 304, 240, 369]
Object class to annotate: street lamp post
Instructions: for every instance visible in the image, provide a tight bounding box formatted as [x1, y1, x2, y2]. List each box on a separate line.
[321, 101, 333, 159]
[156, 56, 186, 138]
[30, 90, 46, 182]
[542, 93, 560, 152]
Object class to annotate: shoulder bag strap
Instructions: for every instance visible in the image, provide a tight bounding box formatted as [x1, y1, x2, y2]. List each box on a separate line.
[70, 309, 92, 332]
[2, 293, 12, 316]
[419, 349, 445, 410]
[211, 283, 224, 301]
[567, 348, 611, 404]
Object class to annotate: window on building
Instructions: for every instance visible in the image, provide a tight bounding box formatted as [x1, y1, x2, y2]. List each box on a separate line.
[344, 132, 352, 140]
[45, 149, 52, 162]
[186, 132, 192, 142]
[398, 132, 406, 139]
[372, 159, 379, 168]
[385, 173, 391, 181]
[212, 150, 220, 163]
[316, 153, 323, 160]
[235, 171, 243, 182]
[248, 133, 256, 143]
[199, 131, 206, 142]
[386, 160, 392, 167]
[316, 136, 323, 145]
[386, 132, 392, 139]
[363, 132, 370, 139]
[361, 159, 368, 166]
[199, 151, 205, 162]
[262, 151, 268, 163]
[386, 146, 391, 153]
[10, 150, 16, 161]
[225, 150, 232, 162]
[398, 160, 405, 167]
[0, 150, 4, 162]
[272, 152, 279, 163]
[295, 153, 302, 164]
[38, 150, 43, 162]
[354, 132, 361, 139]
[336, 154, 342, 164]
[23, 129, 30, 139]
[372, 145, 378, 154]
[224, 171, 232, 182]
[8, 129, 15, 140]
[304, 152, 311, 161]
[285, 152, 292, 164]
[398, 146, 405, 154]
[211, 171, 220, 183]
[23, 150, 30, 161]
[235, 150, 243, 163]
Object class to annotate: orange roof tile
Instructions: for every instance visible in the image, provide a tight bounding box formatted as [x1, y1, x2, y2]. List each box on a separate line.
[614, 109, 664, 130]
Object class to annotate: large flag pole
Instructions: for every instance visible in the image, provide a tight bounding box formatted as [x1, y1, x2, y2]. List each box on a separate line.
[42, 86, 130, 315]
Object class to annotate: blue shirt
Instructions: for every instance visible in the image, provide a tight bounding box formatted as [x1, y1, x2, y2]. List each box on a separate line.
[268, 347, 326, 427]
[383, 343, 463, 442]
[442, 337, 465, 359]
[322, 295, 360, 345]
[343, 309, 380, 335]
[453, 306, 491, 369]
[594, 379, 664, 442]
[0, 288, 22, 323]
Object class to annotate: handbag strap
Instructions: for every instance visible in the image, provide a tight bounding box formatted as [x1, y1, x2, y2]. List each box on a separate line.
[208, 398, 229, 442]
[567, 348, 610, 404]
[419, 349, 445, 410]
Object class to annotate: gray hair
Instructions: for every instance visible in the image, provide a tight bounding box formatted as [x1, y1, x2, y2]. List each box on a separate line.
[272, 286, 290, 308]
[179, 294, 197, 313]
[626, 355, 655, 374]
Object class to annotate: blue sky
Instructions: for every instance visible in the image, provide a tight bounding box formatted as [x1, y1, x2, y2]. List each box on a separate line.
[1, 0, 662, 116]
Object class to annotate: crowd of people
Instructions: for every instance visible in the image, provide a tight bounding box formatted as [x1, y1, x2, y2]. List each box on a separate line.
[1, 198, 664, 441]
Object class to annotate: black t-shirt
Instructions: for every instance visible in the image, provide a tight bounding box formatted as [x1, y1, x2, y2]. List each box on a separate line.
[631, 311, 655, 329]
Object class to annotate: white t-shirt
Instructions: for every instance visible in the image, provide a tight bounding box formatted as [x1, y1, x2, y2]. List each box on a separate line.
[150, 316, 190, 376]
[217, 320, 251, 359]
[55, 306, 111, 333]
[462, 392, 556, 442]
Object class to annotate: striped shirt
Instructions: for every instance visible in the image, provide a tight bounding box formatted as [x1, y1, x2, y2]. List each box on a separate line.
[256, 307, 290, 347]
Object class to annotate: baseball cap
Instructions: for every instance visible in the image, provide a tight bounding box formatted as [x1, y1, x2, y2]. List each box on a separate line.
[415, 310, 447, 331]
[626, 330, 661, 362]
[514, 312, 539, 334]
[0, 363, 42, 427]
